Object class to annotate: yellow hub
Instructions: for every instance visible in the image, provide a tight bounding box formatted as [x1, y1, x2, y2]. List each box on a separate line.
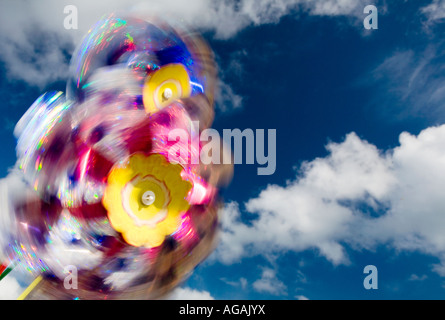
[142, 63, 192, 113]
[103, 153, 192, 248]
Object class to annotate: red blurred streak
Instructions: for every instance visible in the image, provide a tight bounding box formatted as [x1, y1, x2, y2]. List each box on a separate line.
[0, 264, 7, 276]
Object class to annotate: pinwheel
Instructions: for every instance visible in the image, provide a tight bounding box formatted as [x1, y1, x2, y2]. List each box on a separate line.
[0, 14, 231, 300]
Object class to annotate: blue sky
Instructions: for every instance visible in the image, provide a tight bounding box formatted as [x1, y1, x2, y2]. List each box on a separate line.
[2, 0, 445, 300]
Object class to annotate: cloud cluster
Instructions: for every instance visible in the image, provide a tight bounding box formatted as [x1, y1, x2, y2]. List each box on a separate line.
[0, 0, 374, 86]
[216, 124, 445, 275]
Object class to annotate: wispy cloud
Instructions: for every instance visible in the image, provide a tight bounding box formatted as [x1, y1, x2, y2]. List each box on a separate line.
[220, 277, 248, 290]
[215, 80, 243, 113]
[408, 274, 428, 281]
[370, 45, 445, 122]
[252, 267, 287, 296]
[213, 50, 247, 112]
[422, 0, 445, 24]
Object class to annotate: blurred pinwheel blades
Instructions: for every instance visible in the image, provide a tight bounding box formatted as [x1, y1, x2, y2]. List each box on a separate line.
[0, 13, 232, 300]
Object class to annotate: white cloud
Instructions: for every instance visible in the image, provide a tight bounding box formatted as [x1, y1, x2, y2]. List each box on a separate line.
[217, 131, 396, 265]
[168, 287, 214, 300]
[295, 295, 309, 300]
[0, 276, 23, 300]
[252, 267, 287, 295]
[216, 124, 445, 276]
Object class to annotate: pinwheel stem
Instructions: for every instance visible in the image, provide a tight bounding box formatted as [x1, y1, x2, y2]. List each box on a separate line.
[17, 275, 43, 300]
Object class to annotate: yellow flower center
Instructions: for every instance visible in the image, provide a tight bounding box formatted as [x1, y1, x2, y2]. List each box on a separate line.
[102, 153, 192, 248]
[142, 63, 192, 113]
